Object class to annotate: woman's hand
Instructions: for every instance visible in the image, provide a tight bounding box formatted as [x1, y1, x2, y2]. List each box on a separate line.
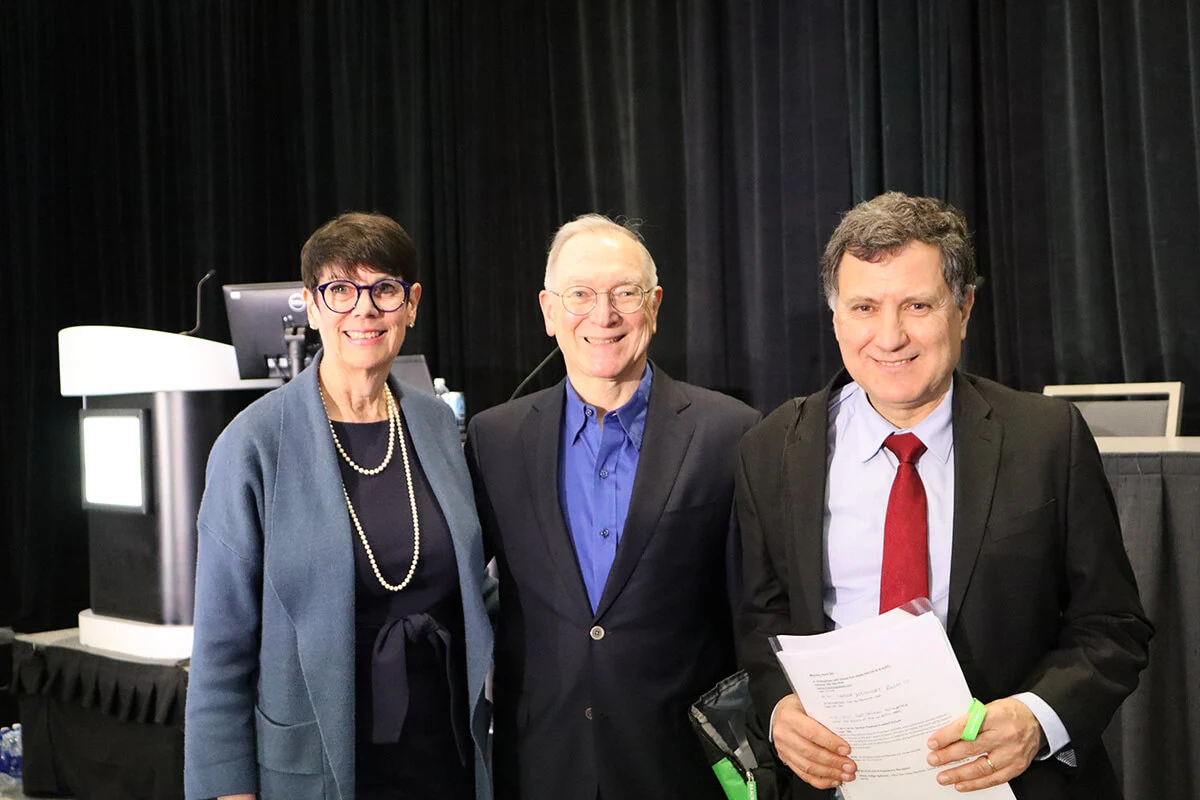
[218, 795, 256, 800]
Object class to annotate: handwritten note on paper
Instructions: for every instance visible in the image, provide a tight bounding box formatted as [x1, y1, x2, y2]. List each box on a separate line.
[774, 608, 1015, 800]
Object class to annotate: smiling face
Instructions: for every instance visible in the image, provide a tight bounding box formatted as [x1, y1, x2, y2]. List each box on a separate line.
[832, 240, 973, 428]
[539, 230, 662, 402]
[305, 264, 421, 379]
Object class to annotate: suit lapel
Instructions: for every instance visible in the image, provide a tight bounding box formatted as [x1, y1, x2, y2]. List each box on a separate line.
[520, 383, 593, 614]
[594, 371, 695, 620]
[947, 373, 1002, 636]
[784, 384, 836, 634]
[265, 358, 356, 798]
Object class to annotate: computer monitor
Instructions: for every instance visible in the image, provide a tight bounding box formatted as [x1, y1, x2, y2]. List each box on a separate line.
[391, 354, 435, 395]
[223, 281, 313, 379]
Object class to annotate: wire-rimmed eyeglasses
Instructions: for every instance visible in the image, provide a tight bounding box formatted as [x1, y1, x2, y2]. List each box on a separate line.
[546, 284, 655, 316]
[316, 278, 412, 314]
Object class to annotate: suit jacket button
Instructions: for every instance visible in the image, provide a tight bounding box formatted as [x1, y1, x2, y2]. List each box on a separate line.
[585, 706, 593, 720]
[589, 625, 605, 640]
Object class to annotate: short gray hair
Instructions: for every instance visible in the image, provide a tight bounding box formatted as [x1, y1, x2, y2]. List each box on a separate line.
[821, 192, 976, 307]
[544, 213, 658, 289]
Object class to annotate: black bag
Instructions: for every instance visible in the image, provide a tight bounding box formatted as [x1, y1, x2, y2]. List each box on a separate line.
[690, 670, 792, 800]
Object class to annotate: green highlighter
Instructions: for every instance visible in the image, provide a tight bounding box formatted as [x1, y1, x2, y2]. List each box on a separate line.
[961, 697, 987, 741]
[711, 758, 757, 800]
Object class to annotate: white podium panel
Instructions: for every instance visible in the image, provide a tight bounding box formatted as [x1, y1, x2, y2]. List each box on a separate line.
[59, 325, 279, 396]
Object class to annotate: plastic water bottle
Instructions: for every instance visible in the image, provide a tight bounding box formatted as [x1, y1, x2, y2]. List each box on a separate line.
[0, 724, 21, 793]
[433, 377, 467, 440]
[0, 726, 11, 781]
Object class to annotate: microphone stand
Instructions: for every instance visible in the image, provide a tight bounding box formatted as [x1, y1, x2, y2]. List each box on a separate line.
[283, 323, 309, 382]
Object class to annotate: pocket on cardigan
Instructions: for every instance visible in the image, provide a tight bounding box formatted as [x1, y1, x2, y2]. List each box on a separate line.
[255, 705, 324, 775]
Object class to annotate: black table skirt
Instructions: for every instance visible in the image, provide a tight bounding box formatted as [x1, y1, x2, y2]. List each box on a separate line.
[11, 633, 186, 800]
[1102, 451, 1200, 800]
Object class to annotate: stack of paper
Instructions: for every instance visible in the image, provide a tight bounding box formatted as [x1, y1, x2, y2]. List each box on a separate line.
[773, 606, 1015, 800]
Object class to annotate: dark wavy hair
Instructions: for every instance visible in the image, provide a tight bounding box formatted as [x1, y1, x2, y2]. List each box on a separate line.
[821, 192, 976, 306]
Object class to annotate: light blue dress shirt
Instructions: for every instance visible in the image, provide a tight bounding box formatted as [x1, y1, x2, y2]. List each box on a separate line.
[824, 382, 956, 630]
[558, 364, 653, 613]
[821, 382, 1072, 761]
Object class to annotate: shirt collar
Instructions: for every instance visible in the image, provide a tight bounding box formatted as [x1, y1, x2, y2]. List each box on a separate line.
[563, 363, 654, 449]
[841, 380, 955, 464]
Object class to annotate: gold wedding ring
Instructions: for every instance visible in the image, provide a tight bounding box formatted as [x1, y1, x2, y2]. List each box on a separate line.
[985, 755, 998, 773]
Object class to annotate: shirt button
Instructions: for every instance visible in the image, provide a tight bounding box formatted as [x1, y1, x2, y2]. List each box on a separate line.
[599, 469, 609, 478]
[585, 706, 593, 720]
[600, 528, 610, 538]
[584, 408, 594, 416]
[589, 625, 605, 640]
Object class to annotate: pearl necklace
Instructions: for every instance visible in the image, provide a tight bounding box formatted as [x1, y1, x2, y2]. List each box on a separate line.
[320, 383, 420, 592]
[323, 386, 397, 475]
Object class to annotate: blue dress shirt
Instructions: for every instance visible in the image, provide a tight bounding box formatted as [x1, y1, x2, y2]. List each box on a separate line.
[558, 365, 653, 613]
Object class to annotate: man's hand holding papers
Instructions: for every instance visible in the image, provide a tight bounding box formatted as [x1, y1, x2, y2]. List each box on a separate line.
[926, 697, 1044, 791]
[771, 604, 1017, 799]
[772, 693, 857, 790]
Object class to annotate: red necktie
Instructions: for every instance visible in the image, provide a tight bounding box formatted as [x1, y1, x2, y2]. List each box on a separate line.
[879, 432, 929, 614]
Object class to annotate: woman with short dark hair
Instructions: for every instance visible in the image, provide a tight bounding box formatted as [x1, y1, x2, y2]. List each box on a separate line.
[185, 212, 493, 800]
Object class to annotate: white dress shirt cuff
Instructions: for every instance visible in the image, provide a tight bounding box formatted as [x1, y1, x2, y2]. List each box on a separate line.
[1012, 691, 1072, 761]
[768, 697, 786, 742]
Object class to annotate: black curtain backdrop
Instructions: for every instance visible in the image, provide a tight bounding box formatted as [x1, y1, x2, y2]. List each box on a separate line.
[2, 0, 1197, 690]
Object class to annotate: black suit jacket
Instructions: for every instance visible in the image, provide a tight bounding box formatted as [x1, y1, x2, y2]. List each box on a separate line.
[466, 367, 760, 800]
[736, 372, 1152, 800]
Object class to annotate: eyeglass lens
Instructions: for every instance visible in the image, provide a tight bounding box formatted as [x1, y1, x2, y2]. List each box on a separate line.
[322, 280, 408, 313]
[560, 285, 646, 315]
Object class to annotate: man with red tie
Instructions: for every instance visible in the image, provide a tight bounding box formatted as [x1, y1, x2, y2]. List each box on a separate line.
[736, 192, 1151, 800]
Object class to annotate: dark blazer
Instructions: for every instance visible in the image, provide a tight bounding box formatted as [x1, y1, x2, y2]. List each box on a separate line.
[736, 372, 1152, 800]
[185, 355, 494, 800]
[466, 367, 760, 800]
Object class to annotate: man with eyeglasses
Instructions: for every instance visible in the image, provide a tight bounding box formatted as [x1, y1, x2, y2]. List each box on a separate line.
[465, 214, 760, 800]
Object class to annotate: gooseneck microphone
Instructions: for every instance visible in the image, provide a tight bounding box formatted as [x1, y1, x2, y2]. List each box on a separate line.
[179, 269, 218, 336]
[509, 346, 562, 401]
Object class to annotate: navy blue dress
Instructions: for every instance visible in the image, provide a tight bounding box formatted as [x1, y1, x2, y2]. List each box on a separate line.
[333, 408, 473, 800]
